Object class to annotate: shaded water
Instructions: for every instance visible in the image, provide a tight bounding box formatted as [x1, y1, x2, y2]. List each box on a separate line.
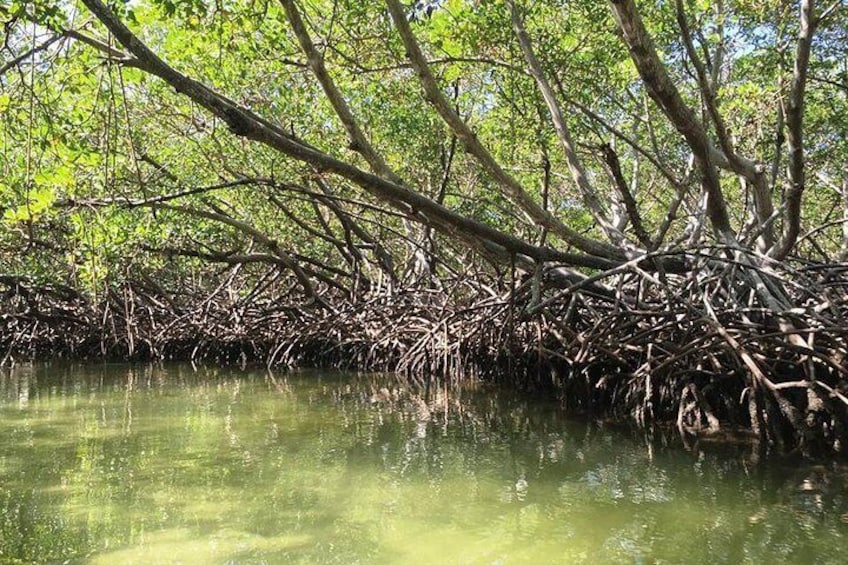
[0, 364, 846, 564]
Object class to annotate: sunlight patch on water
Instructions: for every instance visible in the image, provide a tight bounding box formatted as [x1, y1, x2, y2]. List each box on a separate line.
[89, 527, 314, 564]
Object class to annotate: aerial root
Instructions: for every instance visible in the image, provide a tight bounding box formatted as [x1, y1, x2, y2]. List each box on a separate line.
[1, 254, 847, 457]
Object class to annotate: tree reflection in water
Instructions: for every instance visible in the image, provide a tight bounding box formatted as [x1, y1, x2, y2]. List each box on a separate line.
[0, 363, 846, 564]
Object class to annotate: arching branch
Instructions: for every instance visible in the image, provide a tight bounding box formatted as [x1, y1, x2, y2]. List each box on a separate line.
[77, 0, 619, 275]
[386, 0, 625, 261]
[608, 0, 735, 245]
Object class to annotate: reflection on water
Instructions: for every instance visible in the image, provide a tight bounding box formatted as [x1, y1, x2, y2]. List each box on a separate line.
[0, 364, 846, 564]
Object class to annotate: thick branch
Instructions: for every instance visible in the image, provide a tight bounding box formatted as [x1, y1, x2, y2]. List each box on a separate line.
[508, 2, 624, 246]
[386, 0, 624, 261]
[78, 0, 619, 274]
[144, 246, 349, 295]
[675, 0, 774, 248]
[280, 0, 399, 182]
[600, 143, 653, 249]
[608, 0, 735, 244]
[774, 0, 816, 259]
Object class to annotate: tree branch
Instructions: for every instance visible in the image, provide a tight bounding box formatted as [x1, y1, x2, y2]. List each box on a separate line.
[0, 33, 62, 77]
[675, 0, 774, 248]
[774, 0, 817, 259]
[608, 0, 736, 244]
[78, 0, 618, 274]
[508, 2, 625, 246]
[600, 143, 653, 249]
[386, 0, 625, 261]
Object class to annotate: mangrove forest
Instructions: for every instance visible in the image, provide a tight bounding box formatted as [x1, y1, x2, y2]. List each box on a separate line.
[2, 0, 848, 460]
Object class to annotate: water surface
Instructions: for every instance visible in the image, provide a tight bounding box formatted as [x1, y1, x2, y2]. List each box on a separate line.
[0, 364, 845, 563]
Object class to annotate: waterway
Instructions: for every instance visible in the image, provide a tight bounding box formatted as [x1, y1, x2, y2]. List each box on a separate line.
[0, 364, 845, 563]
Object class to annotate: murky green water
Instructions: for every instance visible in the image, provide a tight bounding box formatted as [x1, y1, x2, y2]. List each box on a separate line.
[0, 364, 846, 564]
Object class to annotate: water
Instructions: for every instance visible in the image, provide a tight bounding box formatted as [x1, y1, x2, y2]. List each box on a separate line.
[0, 364, 845, 564]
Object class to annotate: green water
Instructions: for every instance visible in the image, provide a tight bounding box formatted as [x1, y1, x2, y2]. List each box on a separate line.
[0, 365, 845, 564]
